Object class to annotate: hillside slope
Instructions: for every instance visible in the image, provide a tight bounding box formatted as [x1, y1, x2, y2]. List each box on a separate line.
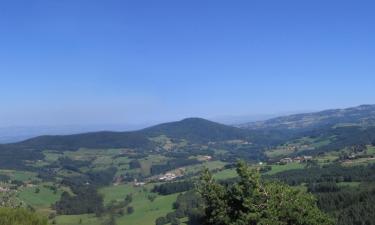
[0, 118, 249, 152]
[239, 105, 375, 130]
[8, 131, 153, 151]
[140, 118, 249, 143]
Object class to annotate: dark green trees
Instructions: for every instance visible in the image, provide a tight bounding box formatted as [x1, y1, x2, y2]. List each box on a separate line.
[198, 161, 334, 225]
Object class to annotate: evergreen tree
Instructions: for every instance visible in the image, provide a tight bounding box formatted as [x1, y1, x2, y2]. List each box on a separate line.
[198, 161, 334, 225]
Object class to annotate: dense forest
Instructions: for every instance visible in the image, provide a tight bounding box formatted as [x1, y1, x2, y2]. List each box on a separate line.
[268, 163, 375, 225]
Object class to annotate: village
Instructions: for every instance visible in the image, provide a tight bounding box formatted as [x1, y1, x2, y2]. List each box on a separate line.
[133, 155, 213, 187]
[279, 155, 313, 164]
[134, 168, 184, 187]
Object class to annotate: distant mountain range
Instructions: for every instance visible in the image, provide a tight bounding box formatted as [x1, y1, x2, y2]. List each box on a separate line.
[0, 124, 150, 144]
[0, 118, 248, 151]
[1, 104, 375, 152]
[238, 104, 375, 130]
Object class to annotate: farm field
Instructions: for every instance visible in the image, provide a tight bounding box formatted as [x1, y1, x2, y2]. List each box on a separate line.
[54, 214, 104, 225]
[18, 184, 62, 210]
[115, 193, 178, 225]
[52, 184, 178, 225]
[213, 169, 237, 180]
[265, 163, 305, 175]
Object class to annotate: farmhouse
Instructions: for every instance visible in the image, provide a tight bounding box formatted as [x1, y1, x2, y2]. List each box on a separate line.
[293, 156, 303, 163]
[280, 158, 293, 164]
[0, 186, 9, 192]
[199, 155, 212, 161]
[159, 172, 178, 181]
[303, 156, 313, 161]
[134, 182, 146, 187]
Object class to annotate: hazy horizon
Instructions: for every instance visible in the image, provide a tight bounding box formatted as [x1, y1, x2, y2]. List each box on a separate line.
[0, 104, 371, 144]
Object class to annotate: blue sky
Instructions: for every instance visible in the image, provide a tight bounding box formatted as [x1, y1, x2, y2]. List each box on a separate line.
[1, 0, 375, 127]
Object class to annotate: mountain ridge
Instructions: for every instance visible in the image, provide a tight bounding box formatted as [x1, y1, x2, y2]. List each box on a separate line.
[0, 118, 247, 151]
[238, 104, 375, 130]
[2, 104, 375, 152]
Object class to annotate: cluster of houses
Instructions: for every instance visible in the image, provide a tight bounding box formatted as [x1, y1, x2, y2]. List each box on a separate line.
[133, 180, 146, 187]
[198, 155, 212, 161]
[159, 172, 180, 182]
[0, 186, 9, 193]
[280, 155, 313, 164]
[133, 168, 185, 187]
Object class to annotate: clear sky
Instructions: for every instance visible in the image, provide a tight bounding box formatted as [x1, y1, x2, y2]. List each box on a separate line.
[1, 0, 375, 127]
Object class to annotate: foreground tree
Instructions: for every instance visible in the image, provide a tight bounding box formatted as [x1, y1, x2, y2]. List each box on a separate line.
[198, 161, 334, 225]
[0, 208, 48, 225]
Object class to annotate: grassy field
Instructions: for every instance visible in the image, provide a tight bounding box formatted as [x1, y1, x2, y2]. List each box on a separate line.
[0, 170, 38, 182]
[139, 155, 168, 176]
[265, 136, 333, 159]
[265, 163, 305, 175]
[54, 214, 104, 225]
[213, 169, 237, 180]
[342, 157, 375, 166]
[367, 146, 375, 154]
[337, 182, 361, 188]
[18, 185, 61, 208]
[185, 160, 227, 175]
[266, 147, 294, 158]
[315, 152, 340, 165]
[31, 148, 178, 225]
[99, 184, 141, 205]
[44, 151, 63, 162]
[99, 183, 178, 225]
[312, 138, 332, 148]
[116, 193, 178, 225]
[52, 183, 178, 225]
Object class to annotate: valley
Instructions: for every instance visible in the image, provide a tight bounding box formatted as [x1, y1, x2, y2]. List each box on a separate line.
[1, 105, 375, 225]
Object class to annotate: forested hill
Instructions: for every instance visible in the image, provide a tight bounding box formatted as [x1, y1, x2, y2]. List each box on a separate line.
[140, 118, 248, 143]
[239, 104, 375, 130]
[6, 131, 153, 151]
[0, 118, 250, 152]
[2, 105, 375, 154]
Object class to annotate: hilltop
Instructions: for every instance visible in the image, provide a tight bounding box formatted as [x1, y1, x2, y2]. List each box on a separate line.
[140, 118, 248, 143]
[0, 118, 249, 152]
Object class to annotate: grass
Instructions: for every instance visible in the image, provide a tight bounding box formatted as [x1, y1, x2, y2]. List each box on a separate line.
[99, 184, 140, 205]
[265, 136, 333, 159]
[266, 148, 294, 158]
[337, 182, 361, 188]
[292, 184, 308, 193]
[342, 157, 375, 166]
[265, 163, 305, 175]
[185, 160, 227, 175]
[312, 138, 332, 148]
[315, 152, 340, 165]
[56, 182, 177, 225]
[18, 184, 62, 209]
[99, 183, 177, 225]
[213, 169, 237, 180]
[367, 146, 375, 154]
[116, 193, 178, 225]
[139, 155, 167, 176]
[0, 170, 38, 182]
[44, 151, 63, 162]
[53, 214, 104, 225]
